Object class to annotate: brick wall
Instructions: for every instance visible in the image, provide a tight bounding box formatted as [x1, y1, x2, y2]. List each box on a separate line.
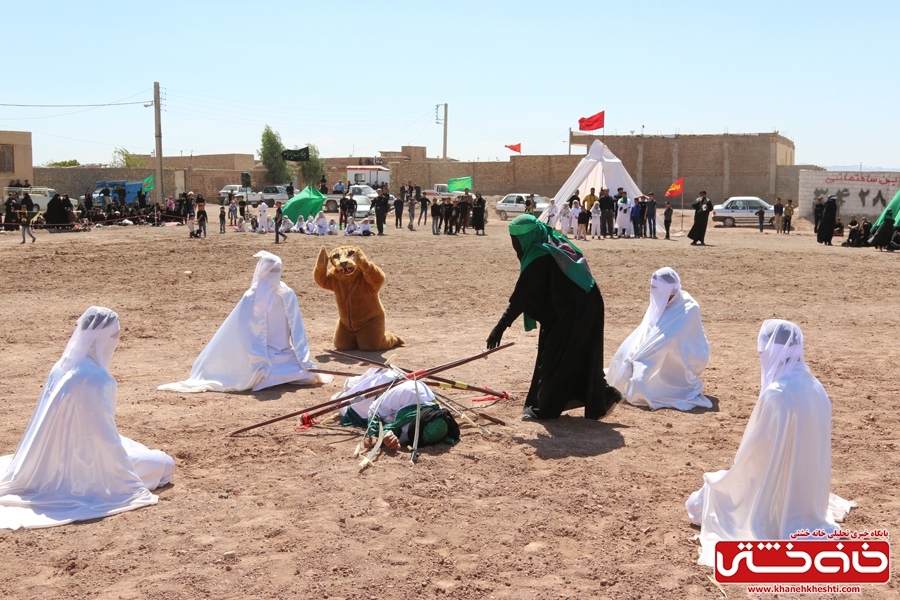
[0, 130, 34, 186]
[798, 171, 899, 220]
[132, 153, 255, 171]
[775, 165, 826, 212]
[33, 167, 179, 202]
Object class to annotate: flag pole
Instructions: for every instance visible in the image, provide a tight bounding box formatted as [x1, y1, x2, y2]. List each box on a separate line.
[681, 185, 685, 232]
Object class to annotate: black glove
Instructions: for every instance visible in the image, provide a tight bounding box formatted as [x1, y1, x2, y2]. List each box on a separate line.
[487, 323, 507, 349]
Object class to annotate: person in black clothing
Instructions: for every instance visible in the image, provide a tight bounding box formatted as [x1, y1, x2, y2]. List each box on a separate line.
[663, 201, 673, 239]
[418, 192, 430, 226]
[431, 196, 443, 234]
[4, 192, 20, 231]
[442, 198, 454, 234]
[394, 194, 404, 228]
[274, 201, 287, 243]
[813, 197, 825, 233]
[471, 192, 486, 235]
[688, 191, 713, 246]
[373, 189, 389, 235]
[868, 210, 894, 250]
[486, 214, 622, 420]
[816, 196, 837, 246]
[638, 197, 649, 238]
[238, 197, 246, 219]
[447, 199, 460, 234]
[339, 192, 349, 229]
[346, 193, 357, 225]
[567, 189, 580, 209]
[21, 192, 34, 212]
[458, 191, 472, 234]
[116, 184, 127, 205]
[100, 185, 111, 206]
[196, 203, 208, 238]
[597, 187, 615, 238]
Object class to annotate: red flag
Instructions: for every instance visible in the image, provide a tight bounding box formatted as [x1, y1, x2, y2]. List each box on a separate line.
[665, 177, 684, 197]
[578, 110, 605, 131]
[505, 143, 521, 153]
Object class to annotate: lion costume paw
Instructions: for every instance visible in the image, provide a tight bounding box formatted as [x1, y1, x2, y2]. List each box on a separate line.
[314, 246, 405, 351]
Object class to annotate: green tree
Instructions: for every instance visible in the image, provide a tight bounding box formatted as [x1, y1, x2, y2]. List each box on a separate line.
[297, 143, 325, 189]
[109, 147, 144, 168]
[44, 159, 81, 167]
[258, 125, 294, 184]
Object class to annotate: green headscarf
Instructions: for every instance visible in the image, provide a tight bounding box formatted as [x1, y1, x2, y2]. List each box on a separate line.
[508, 214, 595, 331]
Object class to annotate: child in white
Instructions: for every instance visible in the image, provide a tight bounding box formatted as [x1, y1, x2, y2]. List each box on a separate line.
[590, 202, 602, 239]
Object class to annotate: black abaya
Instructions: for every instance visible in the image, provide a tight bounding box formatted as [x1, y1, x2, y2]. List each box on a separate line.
[687, 199, 713, 243]
[471, 198, 485, 231]
[498, 254, 618, 419]
[869, 217, 895, 248]
[817, 199, 837, 244]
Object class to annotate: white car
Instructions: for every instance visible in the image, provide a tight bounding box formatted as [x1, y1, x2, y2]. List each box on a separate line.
[495, 193, 549, 220]
[712, 196, 775, 227]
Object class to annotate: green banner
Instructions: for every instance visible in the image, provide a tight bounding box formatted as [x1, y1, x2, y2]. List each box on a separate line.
[447, 176, 472, 192]
[141, 174, 154, 192]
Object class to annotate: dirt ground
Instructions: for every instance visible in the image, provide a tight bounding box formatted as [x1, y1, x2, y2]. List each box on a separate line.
[0, 209, 897, 600]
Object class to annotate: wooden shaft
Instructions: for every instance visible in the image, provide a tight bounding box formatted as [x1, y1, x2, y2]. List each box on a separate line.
[228, 343, 514, 436]
[309, 367, 362, 377]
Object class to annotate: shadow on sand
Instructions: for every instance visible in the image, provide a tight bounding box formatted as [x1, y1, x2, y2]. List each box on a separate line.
[513, 416, 627, 460]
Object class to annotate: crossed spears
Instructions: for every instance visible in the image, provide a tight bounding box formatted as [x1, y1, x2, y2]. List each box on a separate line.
[228, 343, 514, 442]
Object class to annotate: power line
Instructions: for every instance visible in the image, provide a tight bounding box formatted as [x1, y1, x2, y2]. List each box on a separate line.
[0, 100, 150, 107]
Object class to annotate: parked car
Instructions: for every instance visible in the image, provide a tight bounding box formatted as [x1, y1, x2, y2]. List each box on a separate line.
[324, 185, 393, 213]
[259, 185, 289, 207]
[494, 193, 549, 220]
[217, 185, 262, 206]
[424, 183, 466, 202]
[4, 186, 56, 211]
[711, 196, 775, 227]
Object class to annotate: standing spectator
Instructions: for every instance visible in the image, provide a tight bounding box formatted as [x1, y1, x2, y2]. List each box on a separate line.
[663, 201, 673, 240]
[630, 199, 643, 238]
[116, 184, 127, 205]
[238, 196, 246, 220]
[645, 193, 658, 239]
[783, 199, 794, 234]
[755, 203, 766, 232]
[598, 187, 615, 239]
[399, 182, 408, 205]
[567, 189, 580, 208]
[394, 193, 404, 229]
[346, 193, 357, 228]
[583, 187, 598, 214]
[418, 191, 430, 227]
[638, 197, 649, 238]
[570, 200, 582, 237]
[442, 198, 454, 235]
[229, 198, 237, 225]
[577, 201, 590, 241]
[816, 196, 837, 246]
[431, 195, 443, 235]
[590, 200, 601, 239]
[373, 189, 389, 235]
[18, 204, 35, 243]
[471, 192, 486, 235]
[687, 191, 713, 246]
[219, 206, 227, 233]
[406, 193, 416, 231]
[458, 190, 472, 233]
[414, 183, 421, 203]
[274, 201, 287, 244]
[196, 202, 208, 238]
[813, 196, 825, 233]
[773, 197, 784, 233]
[339, 192, 349, 229]
[524, 193, 535, 215]
[448, 198, 460, 234]
[84, 188, 94, 215]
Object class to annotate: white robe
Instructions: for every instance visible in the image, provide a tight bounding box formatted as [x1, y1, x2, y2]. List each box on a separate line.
[607, 268, 711, 411]
[337, 369, 436, 439]
[685, 320, 854, 567]
[540, 203, 559, 229]
[615, 197, 633, 234]
[590, 206, 602, 235]
[570, 205, 581, 233]
[315, 215, 328, 235]
[0, 307, 174, 530]
[345, 222, 359, 235]
[557, 206, 571, 234]
[159, 252, 328, 393]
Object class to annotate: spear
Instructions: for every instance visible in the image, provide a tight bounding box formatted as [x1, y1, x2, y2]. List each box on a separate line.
[325, 349, 509, 400]
[228, 343, 514, 436]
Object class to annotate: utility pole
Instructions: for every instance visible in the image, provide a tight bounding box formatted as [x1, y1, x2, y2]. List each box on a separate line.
[442, 103, 448, 160]
[153, 82, 164, 205]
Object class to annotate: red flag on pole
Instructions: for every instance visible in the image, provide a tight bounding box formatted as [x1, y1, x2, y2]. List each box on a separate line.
[504, 143, 521, 153]
[665, 177, 684, 197]
[578, 111, 605, 131]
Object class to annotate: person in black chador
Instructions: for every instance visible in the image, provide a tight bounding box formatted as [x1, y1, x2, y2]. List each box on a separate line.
[486, 214, 623, 420]
[868, 210, 895, 251]
[816, 196, 838, 246]
[688, 191, 713, 246]
[44, 194, 69, 227]
[471, 192, 486, 235]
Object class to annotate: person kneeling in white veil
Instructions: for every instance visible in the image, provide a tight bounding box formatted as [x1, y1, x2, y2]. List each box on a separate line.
[0, 307, 174, 530]
[607, 267, 711, 411]
[159, 251, 331, 393]
[685, 320, 856, 567]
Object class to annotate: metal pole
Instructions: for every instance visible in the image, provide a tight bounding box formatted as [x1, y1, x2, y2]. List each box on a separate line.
[442, 103, 448, 160]
[568, 128, 571, 155]
[153, 82, 165, 206]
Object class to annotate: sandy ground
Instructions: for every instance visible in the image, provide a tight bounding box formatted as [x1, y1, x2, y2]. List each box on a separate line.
[0, 210, 897, 600]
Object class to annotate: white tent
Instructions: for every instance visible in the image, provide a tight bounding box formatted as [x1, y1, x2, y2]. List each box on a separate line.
[552, 140, 644, 206]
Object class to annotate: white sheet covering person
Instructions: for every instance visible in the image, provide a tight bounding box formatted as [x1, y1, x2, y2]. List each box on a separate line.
[159, 251, 330, 393]
[0, 307, 174, 530]
[685, 320, 855, 567]
[336, 368, 436, 438]
[607, 268, 711, 411]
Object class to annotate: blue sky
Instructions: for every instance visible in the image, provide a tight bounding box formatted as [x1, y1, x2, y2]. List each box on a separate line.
[5, 0, 898, 168]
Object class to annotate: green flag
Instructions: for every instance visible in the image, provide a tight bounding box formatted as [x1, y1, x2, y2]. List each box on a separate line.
[873, 188, 900, 227]
[141, 174, 154, 192]
[447, 176, 472, 192]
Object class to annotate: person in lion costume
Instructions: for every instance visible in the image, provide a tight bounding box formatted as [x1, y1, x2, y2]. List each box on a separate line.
[314, 246, 405, 351]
